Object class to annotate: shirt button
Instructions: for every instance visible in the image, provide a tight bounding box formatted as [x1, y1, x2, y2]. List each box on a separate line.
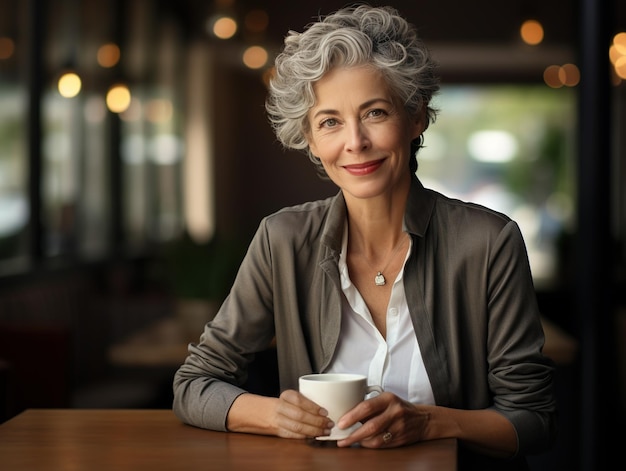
[388, 308, 398, 316]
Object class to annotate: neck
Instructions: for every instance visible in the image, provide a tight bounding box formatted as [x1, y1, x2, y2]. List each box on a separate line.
[343, 173, 410, 248]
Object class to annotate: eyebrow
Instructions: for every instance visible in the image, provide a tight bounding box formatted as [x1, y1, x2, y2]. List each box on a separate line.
[311, 98, 393, 120]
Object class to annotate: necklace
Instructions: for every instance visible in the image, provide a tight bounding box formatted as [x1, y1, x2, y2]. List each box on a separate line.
[362, 233, 408, 286]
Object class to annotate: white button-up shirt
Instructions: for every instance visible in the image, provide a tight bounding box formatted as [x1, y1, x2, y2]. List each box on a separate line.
[326, 228, 435, 404]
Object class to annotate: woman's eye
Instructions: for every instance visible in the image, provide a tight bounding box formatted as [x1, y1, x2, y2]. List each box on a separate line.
[367, 109, 386, 118]
[320, 118, 337, 128]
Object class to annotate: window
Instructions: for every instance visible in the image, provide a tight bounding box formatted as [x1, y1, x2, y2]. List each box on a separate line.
[0, 0, 188, 274]
[0, 1, 28, 271]
[418, 85, 576, 289]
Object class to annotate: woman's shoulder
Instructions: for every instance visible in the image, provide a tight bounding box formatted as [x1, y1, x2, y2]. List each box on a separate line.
[424, 189, 528, 260]
[429, 188, 513, 228]
[408, 178, 514, 238]
[259, 194, 340, 239]
[420, 187, 526, 250]
[266, 195, 336, 222]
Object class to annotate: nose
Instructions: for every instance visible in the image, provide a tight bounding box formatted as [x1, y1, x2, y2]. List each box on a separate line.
[345, 121, 371, 153]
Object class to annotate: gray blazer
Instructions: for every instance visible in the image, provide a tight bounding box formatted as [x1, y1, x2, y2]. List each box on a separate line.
[173, 176, 557, 460]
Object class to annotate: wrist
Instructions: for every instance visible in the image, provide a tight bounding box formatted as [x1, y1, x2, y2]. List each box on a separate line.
[227, 393, 278, 435]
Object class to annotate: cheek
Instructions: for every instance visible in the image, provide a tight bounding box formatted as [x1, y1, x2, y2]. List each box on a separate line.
[307, 133, 334, 159]
[309, 136, 339, 161]
[317, 152, 336, 170]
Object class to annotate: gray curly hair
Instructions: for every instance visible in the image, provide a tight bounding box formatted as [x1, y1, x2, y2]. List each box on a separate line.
[265, 4, 440, 178]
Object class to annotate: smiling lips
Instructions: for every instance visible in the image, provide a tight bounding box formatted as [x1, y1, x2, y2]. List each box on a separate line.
[343, 158, 385, 176]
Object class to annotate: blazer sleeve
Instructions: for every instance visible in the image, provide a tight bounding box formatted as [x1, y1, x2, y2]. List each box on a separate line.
[172, 218, 277, 431]
[485, 220, 558, 455]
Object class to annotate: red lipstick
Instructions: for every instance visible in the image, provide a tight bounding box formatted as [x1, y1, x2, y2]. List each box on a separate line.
[343, 159, 384, 176]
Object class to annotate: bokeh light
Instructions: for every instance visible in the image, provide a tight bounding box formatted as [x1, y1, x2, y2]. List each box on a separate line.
[520, 19, 544, 46]
[613, 32, 626, 55]
[467, 130, 518, 163]
[106, 84, 131, 113]
[611, 32, 626, 81]
[0, 37, 15, 60]
[543, 64, 580, 88]
[211, 16, 238, 39]
[242, 45, 268, 69]
[97, 43, 121, 68]
[559, 63, 580, 87]
[543, 65, 562, 88]
[58, 72, 82, 98]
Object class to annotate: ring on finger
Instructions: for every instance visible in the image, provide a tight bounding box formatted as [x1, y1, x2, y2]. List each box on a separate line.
[382, 431, 393, 444]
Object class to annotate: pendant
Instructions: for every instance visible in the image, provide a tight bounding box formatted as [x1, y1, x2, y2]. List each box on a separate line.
[374, 272, 386, 286]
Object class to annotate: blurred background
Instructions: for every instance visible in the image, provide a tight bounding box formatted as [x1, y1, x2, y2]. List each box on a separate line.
[0, 0, 624, 469]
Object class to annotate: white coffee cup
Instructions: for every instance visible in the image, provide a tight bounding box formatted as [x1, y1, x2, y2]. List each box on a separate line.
[299, 373, 383, 440]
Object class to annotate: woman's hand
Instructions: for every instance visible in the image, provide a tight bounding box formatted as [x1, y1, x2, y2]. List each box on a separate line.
[334, 392, 518, 457]
[226, 390, 333, 439]
[230, 390, 517, 456]
[273, 389, 334, 438]
[334, 391, 430, 448]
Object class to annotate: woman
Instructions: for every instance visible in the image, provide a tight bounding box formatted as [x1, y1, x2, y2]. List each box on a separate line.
[173, 5, 557, 469]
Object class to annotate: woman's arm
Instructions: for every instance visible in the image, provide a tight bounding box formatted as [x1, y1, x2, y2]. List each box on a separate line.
[335, 393, 517, 457]
[226, 390, 334, 439]
[414, 405, 517, 457]
[172, 219, 278, 430]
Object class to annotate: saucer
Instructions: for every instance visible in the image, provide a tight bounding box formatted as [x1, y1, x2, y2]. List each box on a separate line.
[315, 422, 361, 441]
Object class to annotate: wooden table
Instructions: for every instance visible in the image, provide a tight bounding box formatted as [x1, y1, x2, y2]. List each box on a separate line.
[0, 409, 457, 470]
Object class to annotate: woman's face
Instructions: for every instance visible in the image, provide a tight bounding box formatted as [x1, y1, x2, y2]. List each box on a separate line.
[306, 65, 424, 201]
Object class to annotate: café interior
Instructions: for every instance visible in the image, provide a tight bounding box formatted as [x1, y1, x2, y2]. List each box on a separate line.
[0, 0, 624, 469]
